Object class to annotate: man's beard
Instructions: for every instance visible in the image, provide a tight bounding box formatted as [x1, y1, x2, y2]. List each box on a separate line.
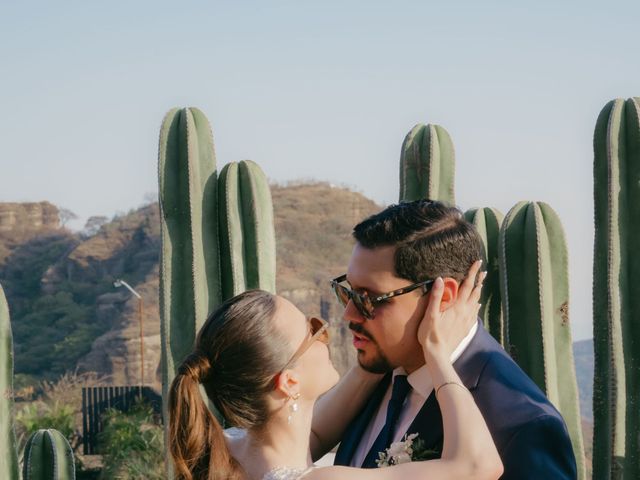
[350, 322, 393, 374]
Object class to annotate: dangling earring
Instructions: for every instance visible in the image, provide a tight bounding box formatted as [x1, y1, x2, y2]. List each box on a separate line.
[287, 392, 301, 425]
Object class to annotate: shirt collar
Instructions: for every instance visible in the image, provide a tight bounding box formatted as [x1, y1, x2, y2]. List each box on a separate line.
[391, 321, 479, 399]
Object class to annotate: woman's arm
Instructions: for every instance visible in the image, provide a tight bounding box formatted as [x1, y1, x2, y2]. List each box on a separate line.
[310, 365, 383, 460]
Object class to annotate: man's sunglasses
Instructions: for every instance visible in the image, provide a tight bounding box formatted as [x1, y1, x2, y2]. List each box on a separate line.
[330, 274, 435, 320]
[279, 316, 330, 372]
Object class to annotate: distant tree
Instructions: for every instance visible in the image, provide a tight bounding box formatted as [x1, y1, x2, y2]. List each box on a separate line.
[142, 192, 158, 206]
[58, 208, 78, 227]
[83, 216, 108, 236]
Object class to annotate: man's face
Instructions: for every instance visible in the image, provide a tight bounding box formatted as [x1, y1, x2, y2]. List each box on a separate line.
[344, 243, 429, 374]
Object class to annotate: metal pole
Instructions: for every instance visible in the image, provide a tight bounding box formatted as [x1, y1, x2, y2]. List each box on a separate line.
[138, 297, 144, 399]
[113, 279, 145, 400]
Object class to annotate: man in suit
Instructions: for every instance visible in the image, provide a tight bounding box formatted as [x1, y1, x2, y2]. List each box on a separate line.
[330, 199, 577, 479]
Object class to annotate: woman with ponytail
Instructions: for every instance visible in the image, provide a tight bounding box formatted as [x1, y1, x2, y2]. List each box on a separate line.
[169, 261, 502, 480]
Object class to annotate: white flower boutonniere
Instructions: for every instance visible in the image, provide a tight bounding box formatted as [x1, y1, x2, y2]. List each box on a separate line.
[376, 433, 441, 467]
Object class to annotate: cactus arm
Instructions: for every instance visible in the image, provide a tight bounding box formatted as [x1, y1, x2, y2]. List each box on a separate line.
[0, 285, 19, 480]
[188, 107, 222, 324]
[158, 107, 219, 478]
[218, 162, 247, 299]
[464, 207, 504, 344]
[537, 202, 586, 478]
[500, 201, 585, 478]
[22, 429, 75, 480]
[238, 160, 277, 293]
[593, 98, 628, 478]
[399, 124, 455, 204]
[623, 97, 640, 476]
[501, 201, 546, 386]
[433, 124, 456, 204]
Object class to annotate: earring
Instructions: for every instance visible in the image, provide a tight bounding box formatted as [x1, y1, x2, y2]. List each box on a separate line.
[287, 392, 301, 424]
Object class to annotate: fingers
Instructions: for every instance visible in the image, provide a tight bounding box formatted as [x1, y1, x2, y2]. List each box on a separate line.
[457, 260, 483, 301]
[425, 276, 445, 318]
[470, 270, 487, 304]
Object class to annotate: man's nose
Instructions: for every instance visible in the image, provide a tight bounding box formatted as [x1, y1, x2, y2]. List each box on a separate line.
[343, 299, 365, 324]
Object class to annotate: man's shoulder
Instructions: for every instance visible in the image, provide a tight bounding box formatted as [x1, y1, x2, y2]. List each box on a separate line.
[464, 329, 562, 428]
[468, 331, 566, 426]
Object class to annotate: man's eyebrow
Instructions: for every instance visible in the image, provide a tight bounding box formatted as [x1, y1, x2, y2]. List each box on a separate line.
[345, 275, 383, 296]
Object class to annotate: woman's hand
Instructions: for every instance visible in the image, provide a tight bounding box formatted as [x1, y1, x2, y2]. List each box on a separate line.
[418, 260, 486, 362]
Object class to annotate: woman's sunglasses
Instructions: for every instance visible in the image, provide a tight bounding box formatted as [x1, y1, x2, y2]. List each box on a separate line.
[330, 274, 435, 320]
[279, 316, 329, 372]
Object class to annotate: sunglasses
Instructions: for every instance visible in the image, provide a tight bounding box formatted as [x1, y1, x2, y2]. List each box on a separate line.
[280, 316, 330, 372]
[330, 274, 435, 320]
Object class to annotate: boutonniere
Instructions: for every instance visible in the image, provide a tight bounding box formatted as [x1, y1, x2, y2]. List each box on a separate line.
[376, 433, 441, 467]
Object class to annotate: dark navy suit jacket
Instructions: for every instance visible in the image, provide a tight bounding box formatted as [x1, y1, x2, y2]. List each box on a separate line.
[334, 320, 577, 479]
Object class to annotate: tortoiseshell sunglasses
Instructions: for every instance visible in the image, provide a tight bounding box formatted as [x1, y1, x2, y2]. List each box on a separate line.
[330, 274, 435, 320]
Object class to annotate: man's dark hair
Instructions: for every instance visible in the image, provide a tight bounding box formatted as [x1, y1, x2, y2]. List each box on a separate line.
[353, 200, 485, 283]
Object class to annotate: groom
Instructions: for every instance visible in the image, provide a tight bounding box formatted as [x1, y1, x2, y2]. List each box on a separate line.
[330, 200, 577, 479]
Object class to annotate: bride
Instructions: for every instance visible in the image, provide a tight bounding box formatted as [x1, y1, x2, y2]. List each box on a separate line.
[168, 264, 502, 480]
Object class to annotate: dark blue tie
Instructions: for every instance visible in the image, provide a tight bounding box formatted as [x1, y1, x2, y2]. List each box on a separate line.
[361, 374, 412, 468]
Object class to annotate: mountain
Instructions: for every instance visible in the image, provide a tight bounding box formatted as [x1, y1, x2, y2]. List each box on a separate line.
[0, 182, 381, 386]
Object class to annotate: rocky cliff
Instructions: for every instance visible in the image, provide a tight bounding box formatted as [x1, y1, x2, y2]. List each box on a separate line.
[1, 183, 381, 386]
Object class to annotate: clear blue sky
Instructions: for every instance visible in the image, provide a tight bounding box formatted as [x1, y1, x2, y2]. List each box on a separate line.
[1, 1, 638, 340]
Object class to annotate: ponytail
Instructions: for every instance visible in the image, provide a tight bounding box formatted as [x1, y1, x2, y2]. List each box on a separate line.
[168, 352, 243, 480]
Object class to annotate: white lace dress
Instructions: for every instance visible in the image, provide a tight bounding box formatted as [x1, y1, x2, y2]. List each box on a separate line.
[224, 428, 315, 480]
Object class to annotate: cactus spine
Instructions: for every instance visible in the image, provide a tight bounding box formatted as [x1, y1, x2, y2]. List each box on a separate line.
[0, 285, 19, 480]
[219, 160, 276, 301]
[499, 201, 585, 478]
[593, 97, 640, 479]
[464, 207, 505, 344]
[22, 429, 75, 480]
[399, 123, 455, 204]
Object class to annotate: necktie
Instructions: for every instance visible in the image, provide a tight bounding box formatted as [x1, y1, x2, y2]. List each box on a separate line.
[361, 374, 411, 468]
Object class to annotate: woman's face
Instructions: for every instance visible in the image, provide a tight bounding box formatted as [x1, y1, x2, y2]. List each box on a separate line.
[275, 296, 339, 399]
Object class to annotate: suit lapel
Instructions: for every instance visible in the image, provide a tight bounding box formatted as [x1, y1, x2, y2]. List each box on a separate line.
[334, 373, 392, 466]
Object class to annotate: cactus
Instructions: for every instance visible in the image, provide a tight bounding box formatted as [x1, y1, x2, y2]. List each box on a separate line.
[158, 108, 277, 477]
[218, 160, 277, 301]
[22, 429, 75, 480]
[593, 97, 640, 479]
[464, 207, 505, 345]
[399, 123, 455, 204]
[0, 285, 19, 480]
[158, 107, 221, 476]
[499, 201, 585, 479]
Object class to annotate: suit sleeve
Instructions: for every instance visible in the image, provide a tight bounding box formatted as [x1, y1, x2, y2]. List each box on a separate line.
[499, 415, 577, 480]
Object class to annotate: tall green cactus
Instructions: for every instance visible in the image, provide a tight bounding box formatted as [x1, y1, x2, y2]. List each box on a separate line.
[218, 160, 277, 301]
[399, 123, 455, 204]
[158, 108, 277, 478]
[464, 207, 504, 345]
[0, 284, 19, 480]
[499, 201, 585, 479]
[593, 97, 640, 479]
[22, 429, 75, 480]
[158, 107, 221, 476]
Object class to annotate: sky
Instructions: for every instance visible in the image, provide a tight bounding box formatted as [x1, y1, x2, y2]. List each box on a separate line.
[1, 0, 639, 340]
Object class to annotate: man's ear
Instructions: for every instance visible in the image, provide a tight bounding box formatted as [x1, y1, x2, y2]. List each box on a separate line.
[274, 369, 300, 399]
[439, 277, 459, 311]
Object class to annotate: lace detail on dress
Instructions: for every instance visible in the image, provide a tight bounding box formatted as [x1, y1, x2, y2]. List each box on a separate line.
[262, 466, 315, 480]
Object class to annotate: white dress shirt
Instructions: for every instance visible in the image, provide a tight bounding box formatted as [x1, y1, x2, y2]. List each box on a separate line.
[350, 321, 478, 467]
